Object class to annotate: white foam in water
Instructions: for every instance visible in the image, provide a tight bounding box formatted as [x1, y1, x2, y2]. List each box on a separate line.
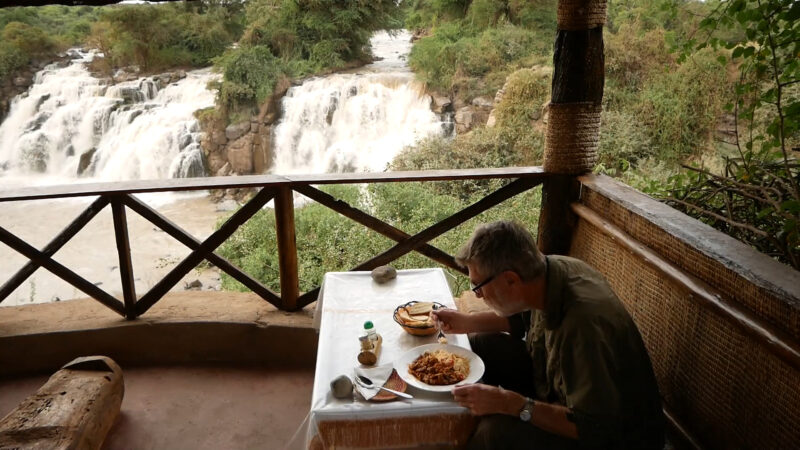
[0, 49, 218, 191]
[271, 30, 451, 175]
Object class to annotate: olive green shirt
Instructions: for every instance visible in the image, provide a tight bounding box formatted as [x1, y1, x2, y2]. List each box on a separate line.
[509, 255, 664, 449]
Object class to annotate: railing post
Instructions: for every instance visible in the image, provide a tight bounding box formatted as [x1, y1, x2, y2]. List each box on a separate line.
[110, 195, 137, 319]
[274, 186, 300, 311]
[538, 0, 606, 254]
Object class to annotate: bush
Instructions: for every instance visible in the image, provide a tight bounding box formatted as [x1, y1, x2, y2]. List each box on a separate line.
[214, 45, 285, 109]
[0, 42, 26, 81]
[2, 21, 55, 56]
[409, 23, 548, 99]
[217, 180, 543, 294]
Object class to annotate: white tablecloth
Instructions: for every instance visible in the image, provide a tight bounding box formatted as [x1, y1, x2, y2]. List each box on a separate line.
[306, 268, 472, 447]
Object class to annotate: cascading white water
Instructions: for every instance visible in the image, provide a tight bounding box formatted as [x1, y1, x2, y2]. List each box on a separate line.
[271, 31, 451, 174]
[0, 50, 217, 187]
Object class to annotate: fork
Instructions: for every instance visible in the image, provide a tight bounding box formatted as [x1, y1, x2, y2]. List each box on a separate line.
[433, 305, 448, 344]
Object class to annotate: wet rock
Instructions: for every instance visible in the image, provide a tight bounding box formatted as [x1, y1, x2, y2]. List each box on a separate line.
[226, 134, 254, 174]
[471, 96, 494, 108]
[455, 106, 474, 134]
[431, 95, 452, 114]
[217, 161, 231, 177]
[77, 148, 97, 176]
[13, 77, 27, 87]
[184, 279, 203, 290]
[211, 130, 227, 146]
[225, 122, 250, 141]
[118, 87, 144, 104]
[216, 199, 239, 212]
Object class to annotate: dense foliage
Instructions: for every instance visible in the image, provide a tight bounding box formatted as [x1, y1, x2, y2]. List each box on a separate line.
[0, 5, 100, 81]
[87, 2, 244, 75]
[407, 0, 555, 100]
[662, 0, 800, 268]
[214, 0, 402, 113]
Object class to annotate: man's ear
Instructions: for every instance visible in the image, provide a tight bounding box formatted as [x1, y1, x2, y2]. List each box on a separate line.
[503, 270, 522, 286]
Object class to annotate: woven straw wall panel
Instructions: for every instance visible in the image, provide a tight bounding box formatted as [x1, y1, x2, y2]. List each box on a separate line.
[570, 219, 800, 448]
[580, 188, 800, 342]
[558, 0, 607, 30]
[311, 414, 476, 449]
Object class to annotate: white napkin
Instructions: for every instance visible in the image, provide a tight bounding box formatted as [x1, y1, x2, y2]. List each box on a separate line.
[354, 364, 394, 400]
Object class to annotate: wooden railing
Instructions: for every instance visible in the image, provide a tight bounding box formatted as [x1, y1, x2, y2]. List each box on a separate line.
[0, 167, 547, 317]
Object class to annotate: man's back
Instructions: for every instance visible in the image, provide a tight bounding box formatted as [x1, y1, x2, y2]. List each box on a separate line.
[535, 255, 664, 448]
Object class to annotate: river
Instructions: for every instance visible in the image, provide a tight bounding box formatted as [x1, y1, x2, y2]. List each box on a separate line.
[0, 30, 448, 307]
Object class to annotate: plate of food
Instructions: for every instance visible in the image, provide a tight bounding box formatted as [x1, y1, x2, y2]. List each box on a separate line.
[393, 343, 485, 392]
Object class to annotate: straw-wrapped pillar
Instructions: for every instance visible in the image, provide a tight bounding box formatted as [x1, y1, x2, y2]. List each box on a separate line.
[537, 0, 606, 255]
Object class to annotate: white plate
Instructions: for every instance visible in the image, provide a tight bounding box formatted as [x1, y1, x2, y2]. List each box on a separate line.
[393, 343, 485, 392]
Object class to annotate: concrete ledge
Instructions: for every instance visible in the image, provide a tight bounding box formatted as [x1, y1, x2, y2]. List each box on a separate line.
[0, 292, 318, 376]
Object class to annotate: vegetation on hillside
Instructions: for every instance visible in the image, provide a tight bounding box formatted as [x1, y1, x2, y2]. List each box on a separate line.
[213, 0, 402, 116]
[0, 5, 101, 81]
[662, 0, 800, 268]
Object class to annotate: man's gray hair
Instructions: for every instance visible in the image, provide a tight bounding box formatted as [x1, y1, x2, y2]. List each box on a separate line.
[455, 221, 546, 282]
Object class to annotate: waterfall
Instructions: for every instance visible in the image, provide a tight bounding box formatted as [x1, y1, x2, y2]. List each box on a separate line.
[271, 31, 451, 175]
[0, 50, 217, 186]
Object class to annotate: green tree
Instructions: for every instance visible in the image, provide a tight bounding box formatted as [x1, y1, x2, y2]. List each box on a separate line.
[665, 0, 800, 268]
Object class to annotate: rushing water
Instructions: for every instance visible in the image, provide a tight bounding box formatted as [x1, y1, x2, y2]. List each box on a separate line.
[0, 50, 216, 187]
[0, 30, 443, 306]
[271, 30, 451, 174]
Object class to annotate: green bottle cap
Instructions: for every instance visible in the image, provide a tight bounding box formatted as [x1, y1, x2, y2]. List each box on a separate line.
[364, 321, 374, 330]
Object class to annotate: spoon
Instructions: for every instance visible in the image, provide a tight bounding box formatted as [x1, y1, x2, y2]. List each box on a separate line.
[355, 375, 413, 399]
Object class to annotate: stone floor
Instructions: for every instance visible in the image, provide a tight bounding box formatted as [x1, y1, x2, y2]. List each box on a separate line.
[0, 364, 314, 450]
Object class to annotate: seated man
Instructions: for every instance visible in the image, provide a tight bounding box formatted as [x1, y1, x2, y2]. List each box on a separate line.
[433, 220, 664, 450]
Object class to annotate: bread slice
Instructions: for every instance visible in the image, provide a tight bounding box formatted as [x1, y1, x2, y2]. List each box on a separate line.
[407, 302, 434, 315]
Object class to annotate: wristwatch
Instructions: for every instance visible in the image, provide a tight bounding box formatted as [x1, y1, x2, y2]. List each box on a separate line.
[519, 397, 535, 422]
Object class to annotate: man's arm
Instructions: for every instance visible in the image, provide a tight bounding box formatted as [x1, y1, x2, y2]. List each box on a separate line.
[453, 385, 578, 440]
[432, 310, 510, 334]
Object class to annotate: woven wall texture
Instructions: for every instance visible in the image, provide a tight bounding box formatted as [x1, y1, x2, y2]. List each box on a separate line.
[580, 187, 800, 343]
[570, 215, 800, 448]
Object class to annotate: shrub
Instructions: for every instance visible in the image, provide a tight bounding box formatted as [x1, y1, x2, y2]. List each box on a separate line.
[214, 45, 285, 109]
[2, 21, 54, 56]
[0, 42, 26, 81]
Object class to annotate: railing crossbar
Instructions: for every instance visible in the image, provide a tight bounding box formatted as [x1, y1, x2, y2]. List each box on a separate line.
[135, 187, 277, 316]
[295, 184, 464, 273]
[0, 196, 109, 303]
[352, 178, 543, 271]
[0, 224, 125, 315]
[121, 194, 282, 310]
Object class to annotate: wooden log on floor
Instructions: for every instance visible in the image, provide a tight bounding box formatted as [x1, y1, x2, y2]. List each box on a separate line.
[0, 356, 124, 450]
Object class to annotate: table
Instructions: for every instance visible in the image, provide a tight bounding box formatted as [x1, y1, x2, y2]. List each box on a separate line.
[307, 269, 477, 449]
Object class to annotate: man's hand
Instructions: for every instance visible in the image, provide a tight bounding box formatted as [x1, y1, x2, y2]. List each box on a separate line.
[452, 383, 525, 416]
[430, 309, 473, 334]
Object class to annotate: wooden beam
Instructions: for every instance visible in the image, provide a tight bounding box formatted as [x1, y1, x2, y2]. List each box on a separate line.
[537, 13, 605, 255]
[111, 196, 137, 319]
[0, 225, 124, 315]
[134, 187, 275, 316]
[274, 187, 300, 311]
[0, 0, 193, 7]
[121, 194, 281, 308]
[0, 196, 109, 304]
[353, 178, 542, 271]
[572, 202, 800, 372]
[294, 184, 464, 273]
[0, 167, 546, 203]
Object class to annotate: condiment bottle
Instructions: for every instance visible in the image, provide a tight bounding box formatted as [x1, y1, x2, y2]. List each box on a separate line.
[358, 320, 382, 366]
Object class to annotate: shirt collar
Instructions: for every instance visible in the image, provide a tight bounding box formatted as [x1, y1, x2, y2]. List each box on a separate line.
[543, 255, 566, 330]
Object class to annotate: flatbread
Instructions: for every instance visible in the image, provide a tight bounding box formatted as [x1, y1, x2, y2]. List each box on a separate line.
[397, 307, 432, 327]
[407, 302, 434, 315]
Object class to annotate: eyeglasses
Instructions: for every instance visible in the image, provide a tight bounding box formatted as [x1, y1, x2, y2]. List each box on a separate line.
[470, 273, 497, 293]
